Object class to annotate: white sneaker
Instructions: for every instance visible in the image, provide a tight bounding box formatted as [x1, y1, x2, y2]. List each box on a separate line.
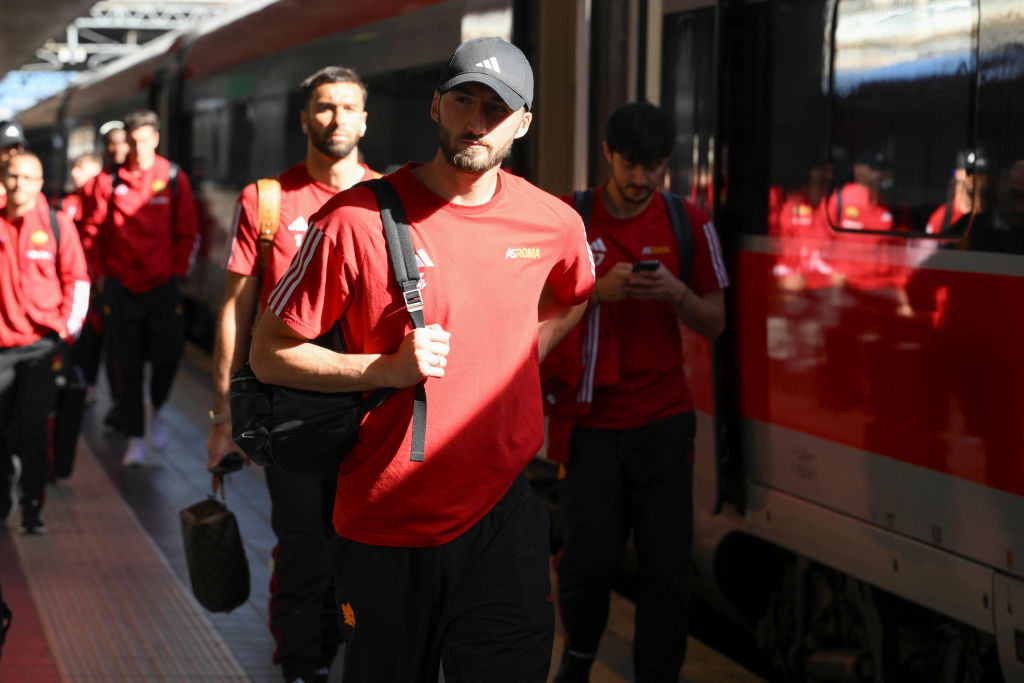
[150, 409, 168, 450]
[121, 438, 147, 467]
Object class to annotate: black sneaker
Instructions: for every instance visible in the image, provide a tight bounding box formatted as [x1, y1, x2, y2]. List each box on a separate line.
[1, 455, 21, 524]
[19, 499, 46, 535]
[552, 649, 594, 683]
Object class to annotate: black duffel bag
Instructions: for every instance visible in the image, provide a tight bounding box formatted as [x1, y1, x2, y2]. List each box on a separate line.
[229, 326, 393, 476]
[229, 178, 427, 476]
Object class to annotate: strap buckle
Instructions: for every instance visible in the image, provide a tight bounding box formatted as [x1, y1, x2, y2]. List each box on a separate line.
[403, 285, 423, 313]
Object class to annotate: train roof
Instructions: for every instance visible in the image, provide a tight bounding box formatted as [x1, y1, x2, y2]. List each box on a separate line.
[181, 0, 449, 80]
[69, 31, 187, 119]
[16, 0, 451, 130]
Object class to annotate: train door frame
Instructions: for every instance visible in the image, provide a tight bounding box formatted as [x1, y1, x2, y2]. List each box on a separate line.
[655, 0, 732, 516]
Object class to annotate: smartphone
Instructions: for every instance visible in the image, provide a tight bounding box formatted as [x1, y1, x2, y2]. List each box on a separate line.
[632, 259, 661, 273]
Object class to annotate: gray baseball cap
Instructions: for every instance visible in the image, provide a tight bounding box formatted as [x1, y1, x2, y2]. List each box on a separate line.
[437, 37, 534, 111]
[0, 120, 26, 148]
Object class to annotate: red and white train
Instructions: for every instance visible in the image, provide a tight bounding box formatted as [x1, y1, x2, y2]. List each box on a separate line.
[17, 1, 1024, 680]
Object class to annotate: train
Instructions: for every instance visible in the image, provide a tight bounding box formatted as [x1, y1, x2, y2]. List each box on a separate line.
[14, 0, 1024, 681]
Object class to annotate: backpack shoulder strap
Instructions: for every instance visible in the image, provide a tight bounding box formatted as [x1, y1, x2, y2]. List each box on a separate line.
[48, 206, 61, 273]
[108, 163, 122, 189]
[662, 192, 694, 284]
[572, 189, 595, 229]
[168, 161, 180, 198]
[255, 177, 282, 276]
[361, 178, 427, 463]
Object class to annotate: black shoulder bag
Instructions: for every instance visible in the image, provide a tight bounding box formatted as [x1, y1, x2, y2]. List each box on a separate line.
[228, 178, 427, 476]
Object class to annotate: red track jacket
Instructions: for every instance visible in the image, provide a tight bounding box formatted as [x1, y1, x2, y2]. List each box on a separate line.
[79, 156, 198, 293]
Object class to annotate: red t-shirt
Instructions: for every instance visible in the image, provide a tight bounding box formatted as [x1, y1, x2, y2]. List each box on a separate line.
[826, 183, 894, 231]
[573, 187, 729, 430]
[825, 183, 907, 292]
[0, 196, 91, 347]
[79, 156, 198, 293]
[58, 191, 84, 223]
[776, 192, 837, 288]
[268, 163, 595, 546]
[926, 202, 965, 235]
[225, 162, 377, 308]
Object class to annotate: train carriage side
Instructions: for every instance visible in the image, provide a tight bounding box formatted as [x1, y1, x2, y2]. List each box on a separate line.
[665, 0, 1024, 679]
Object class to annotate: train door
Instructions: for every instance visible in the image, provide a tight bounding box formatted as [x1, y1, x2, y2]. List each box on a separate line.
[659, 1, 728, 516]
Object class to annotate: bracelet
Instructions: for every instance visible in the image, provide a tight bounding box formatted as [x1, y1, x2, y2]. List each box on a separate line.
[209, 410, 231, 426]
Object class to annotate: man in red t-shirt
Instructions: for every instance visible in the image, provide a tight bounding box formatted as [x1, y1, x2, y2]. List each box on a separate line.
[79, 109, 198, 467]
[207, 65, 378, 683]
[549, 102, 729, 683]
[0, 152, 90, 533]
[250, 38, 594, 682]
[59, 153, 103, 223]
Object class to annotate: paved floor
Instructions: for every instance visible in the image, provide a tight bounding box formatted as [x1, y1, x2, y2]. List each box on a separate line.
[0, 344, 765, 682]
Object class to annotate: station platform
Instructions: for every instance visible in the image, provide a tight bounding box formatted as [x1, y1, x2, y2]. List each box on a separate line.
[0, 345, 765, 682]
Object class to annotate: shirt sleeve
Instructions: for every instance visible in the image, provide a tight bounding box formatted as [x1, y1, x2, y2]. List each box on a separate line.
[685, 203, 730, 295]
[266, 223, 350, 340]
[545, 208, 596, 305]
[56, 211, 91, 339]
[224, 183, 260, 276]
[172, 170, 200, 278]
[78, 172, 111, 281]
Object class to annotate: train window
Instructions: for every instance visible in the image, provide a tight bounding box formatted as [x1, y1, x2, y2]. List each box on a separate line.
[662, 7, 717, 217]
[970, 0, 1024, 254]
[827, 0, 979, 237]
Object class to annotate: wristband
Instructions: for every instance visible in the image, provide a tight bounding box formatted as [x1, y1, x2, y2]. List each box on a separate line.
[209, 410, 231, 426]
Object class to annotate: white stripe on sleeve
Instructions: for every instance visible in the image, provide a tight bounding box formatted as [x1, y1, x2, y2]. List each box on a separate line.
[268, 227, 324, 315]
[66, 280, 91, 339]
[703, 221, 730, 287]
[576, 305, 601, 404]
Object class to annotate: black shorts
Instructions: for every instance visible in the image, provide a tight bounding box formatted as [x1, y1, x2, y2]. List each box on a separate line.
[331, 472, 554, 683]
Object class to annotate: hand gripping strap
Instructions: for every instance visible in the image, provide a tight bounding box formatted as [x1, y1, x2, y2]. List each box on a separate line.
[363, 179, 426, 462]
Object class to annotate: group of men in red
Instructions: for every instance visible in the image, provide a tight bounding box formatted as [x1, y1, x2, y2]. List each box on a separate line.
[4, 36, 729, 683]
[0, 110, 198, 535]
[202, 40, 727, 682]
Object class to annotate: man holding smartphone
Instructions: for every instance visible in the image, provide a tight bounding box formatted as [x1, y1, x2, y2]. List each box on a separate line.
[548, 101, 730, 683]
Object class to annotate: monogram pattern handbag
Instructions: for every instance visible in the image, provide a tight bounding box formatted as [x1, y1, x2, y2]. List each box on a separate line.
[179, 474, 250, 613]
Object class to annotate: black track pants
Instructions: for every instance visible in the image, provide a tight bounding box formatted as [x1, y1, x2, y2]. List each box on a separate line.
[265, 466, 341, 681]
[331, 473, 554, 683]
[0, 336, 60, 505]
[557, 411, 696, 683]
[102, 279, 184, 437]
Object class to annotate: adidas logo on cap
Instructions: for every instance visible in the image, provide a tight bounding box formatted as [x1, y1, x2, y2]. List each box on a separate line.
[438, 37, 534, 111]
[475, 58, 501, 73]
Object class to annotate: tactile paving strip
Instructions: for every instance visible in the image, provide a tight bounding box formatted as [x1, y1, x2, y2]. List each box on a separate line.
[10, 441, 249, 681]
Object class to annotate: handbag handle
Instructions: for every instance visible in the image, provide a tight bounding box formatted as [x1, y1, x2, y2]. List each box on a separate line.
[211, 474, 226, 501]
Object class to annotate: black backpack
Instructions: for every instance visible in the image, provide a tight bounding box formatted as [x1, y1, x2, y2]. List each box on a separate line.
[229, 178, 427, 476]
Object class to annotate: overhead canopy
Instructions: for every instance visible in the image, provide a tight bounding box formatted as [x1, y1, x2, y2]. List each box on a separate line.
[0, 0, 98, 78]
